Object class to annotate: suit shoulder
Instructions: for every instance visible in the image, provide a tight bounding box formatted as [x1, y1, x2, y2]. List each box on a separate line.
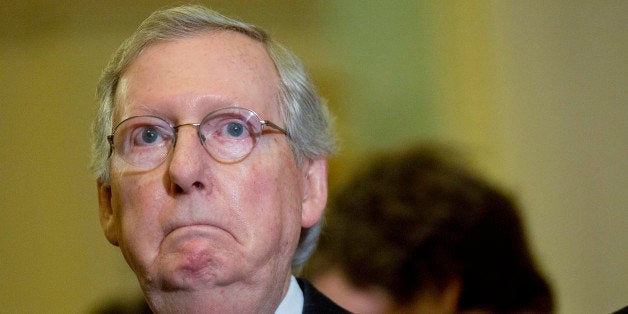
[297, 278, 351, 314]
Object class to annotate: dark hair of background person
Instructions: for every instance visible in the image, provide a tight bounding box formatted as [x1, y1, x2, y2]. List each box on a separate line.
[303, 143, 554, 313]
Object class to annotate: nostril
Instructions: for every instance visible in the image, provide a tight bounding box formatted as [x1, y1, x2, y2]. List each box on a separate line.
[171, 182, 203, 194]
[172, 184, 184, 194]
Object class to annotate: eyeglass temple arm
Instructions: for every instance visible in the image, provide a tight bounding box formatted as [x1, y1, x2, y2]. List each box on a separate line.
[261, 120, 288, 136]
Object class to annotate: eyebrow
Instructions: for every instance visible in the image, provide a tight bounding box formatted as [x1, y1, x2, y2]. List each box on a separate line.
[118, 100, 244, 126]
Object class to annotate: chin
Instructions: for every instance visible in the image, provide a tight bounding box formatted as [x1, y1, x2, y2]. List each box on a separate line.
[153, 250, 252, 292]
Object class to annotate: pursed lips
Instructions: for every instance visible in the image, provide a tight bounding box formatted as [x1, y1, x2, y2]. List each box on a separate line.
[163, 221, 240, 246]
[160, 200, 244, 246]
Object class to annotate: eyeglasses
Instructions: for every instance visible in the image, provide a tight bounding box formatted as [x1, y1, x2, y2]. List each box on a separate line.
[107, 107, 288, 170]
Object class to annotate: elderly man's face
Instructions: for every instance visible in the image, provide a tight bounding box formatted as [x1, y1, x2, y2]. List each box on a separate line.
[97, 32, 327, 293]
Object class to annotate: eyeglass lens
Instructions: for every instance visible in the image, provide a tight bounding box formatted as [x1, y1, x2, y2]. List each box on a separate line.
[109, 107, 272, 169]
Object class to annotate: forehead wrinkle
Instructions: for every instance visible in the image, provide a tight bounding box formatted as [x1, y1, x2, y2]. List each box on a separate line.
[116, 93, 247, 128]
[113, 92, 158, 126]
[183, 94, 235, 116]
[118, 32, 282, 124]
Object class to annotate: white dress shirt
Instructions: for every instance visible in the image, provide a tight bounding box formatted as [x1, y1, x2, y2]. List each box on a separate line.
[275, 276, 304, 314]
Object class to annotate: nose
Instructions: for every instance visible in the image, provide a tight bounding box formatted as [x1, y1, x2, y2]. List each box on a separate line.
[167, 125, 210, 194]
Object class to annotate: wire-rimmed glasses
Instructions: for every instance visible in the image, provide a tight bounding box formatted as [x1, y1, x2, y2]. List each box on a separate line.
[107, 107, 288, 170]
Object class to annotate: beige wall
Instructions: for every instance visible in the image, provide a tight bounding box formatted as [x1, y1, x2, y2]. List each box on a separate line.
[1, 1, 625, 313]
[489, 2, 627, 313]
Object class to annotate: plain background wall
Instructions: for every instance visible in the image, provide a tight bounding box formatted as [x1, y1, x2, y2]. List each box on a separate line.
[1, 1, 625, 313]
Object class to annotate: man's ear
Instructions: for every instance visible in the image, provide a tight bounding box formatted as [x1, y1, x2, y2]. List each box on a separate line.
[97, 181, 119, 246]
[300, 158, 328, 228]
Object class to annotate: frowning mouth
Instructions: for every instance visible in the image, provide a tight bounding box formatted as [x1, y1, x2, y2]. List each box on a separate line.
[166, 224, 222, 238]
[163, 223, 239, 245]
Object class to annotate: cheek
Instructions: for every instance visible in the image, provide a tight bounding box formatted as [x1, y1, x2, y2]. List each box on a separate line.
[245, 159, 303, 233]
[249, 157, 299, 201]
[115, 174, 165, 220]
[110, 156, 169, 212]
[111, 173, 168, 261]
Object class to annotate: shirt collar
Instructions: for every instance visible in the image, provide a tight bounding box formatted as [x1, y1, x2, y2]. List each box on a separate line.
[275, 276, 304, 314]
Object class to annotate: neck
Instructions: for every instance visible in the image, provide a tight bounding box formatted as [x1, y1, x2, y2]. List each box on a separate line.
[144, 274, 292, 313]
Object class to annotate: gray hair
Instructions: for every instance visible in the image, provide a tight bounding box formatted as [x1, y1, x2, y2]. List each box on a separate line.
[91, 5, 336, 269]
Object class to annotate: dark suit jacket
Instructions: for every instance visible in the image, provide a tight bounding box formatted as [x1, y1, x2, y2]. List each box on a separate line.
[297, 278, 350, 314]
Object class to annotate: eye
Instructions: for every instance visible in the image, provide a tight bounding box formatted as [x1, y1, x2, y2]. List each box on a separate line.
[131, 126, 168, 146]
[199, 109, 259, 144]
[226, 122, 244, 138]
[141, 127, 159, 144]
[214, 119, 252, 140]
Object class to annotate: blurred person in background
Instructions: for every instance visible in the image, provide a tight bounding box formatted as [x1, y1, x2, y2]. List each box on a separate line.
[304, 143, 554, 313]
